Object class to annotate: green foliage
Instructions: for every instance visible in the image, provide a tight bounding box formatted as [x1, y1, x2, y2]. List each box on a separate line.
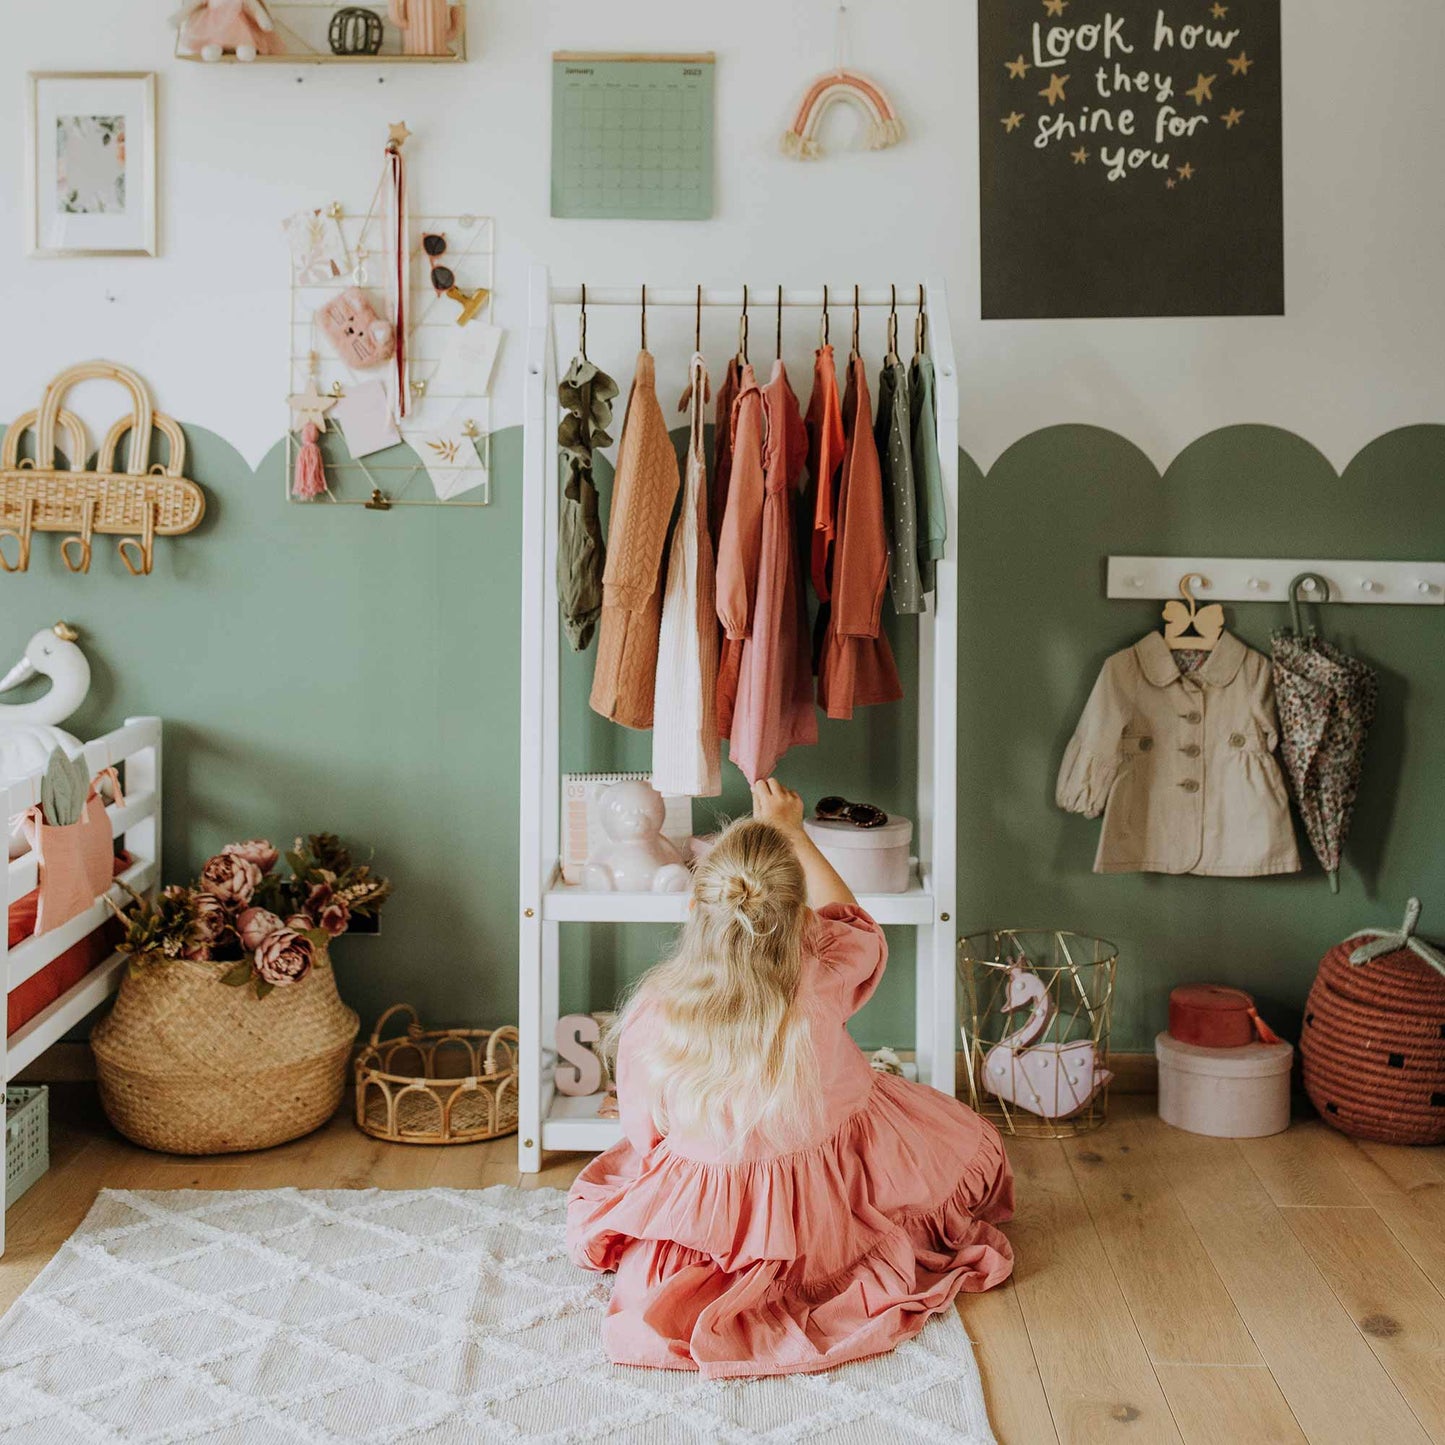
[39, 748, 90, 827]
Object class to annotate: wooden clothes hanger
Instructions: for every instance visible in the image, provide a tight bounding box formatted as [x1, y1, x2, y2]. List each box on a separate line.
[1163, 572, 1225, 652]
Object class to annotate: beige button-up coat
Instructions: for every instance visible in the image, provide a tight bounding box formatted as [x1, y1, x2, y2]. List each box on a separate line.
[1056, 631, 1302, 877]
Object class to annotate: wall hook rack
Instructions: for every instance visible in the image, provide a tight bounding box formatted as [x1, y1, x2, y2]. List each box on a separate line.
[0, 362, 205, 576]
[1107, 557, 1445, 607]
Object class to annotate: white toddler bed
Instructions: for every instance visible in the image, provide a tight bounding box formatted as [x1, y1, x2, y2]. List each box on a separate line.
[1, 716, 161, 1253]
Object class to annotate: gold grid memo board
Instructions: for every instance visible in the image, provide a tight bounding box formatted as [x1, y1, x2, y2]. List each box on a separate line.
[287, 211, 494, 508]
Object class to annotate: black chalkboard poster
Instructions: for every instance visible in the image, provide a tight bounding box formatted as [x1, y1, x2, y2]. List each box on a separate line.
[979, 0, 1283, 319]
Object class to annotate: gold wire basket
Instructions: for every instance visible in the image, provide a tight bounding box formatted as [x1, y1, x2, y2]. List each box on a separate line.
[958, 930, 1117, 1139]
[354, 1005, 518, 1144]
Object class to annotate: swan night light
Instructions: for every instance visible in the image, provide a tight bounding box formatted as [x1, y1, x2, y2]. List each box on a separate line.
[2, 623, 90, 852]
[982, 966, 1112, 1120]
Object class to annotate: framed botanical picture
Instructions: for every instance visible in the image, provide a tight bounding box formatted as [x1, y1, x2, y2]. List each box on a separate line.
[26, 72, 157, 257]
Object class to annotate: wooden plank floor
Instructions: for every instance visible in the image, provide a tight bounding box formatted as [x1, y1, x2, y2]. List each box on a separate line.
[3, 1089, 1443, 1444]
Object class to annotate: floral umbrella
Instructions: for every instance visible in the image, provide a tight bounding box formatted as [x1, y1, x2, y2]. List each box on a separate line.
[1271, 574, 1379, 893]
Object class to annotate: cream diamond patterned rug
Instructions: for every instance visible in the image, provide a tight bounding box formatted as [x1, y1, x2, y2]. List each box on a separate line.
[0, 1186, 996, 1444]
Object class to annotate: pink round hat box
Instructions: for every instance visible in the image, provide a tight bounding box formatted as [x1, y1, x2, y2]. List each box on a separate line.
[802, 816, 913, 894]
[1155, 1032, 1294, 1138]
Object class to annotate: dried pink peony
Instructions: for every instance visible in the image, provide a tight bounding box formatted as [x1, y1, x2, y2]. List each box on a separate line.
[254, 928, 314, 986]
[237, 907, 285, 952]
[199, 852, 262, 905]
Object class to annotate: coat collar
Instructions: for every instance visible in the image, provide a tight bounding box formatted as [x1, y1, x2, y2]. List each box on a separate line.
[1134, 629, 1247, 689]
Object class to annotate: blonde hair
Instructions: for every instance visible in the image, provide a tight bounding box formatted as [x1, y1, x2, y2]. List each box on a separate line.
[609, 819, 819, 1155]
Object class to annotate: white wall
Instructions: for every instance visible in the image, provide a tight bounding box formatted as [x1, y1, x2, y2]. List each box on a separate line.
[1, 0, 1440, 472]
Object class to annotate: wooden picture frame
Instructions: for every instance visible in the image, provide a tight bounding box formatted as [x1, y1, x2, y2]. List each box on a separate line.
[26, 72, 157, 258]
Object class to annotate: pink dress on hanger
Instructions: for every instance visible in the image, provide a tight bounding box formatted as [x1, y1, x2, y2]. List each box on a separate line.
[567, 906, 1016, 1378]
[728, 362, 818, 783]
[714, 365, 765, 740]
[817, 356, 903, 719]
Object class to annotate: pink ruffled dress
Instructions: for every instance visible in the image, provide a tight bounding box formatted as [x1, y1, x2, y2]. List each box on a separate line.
[566, 905, 1015, 1378]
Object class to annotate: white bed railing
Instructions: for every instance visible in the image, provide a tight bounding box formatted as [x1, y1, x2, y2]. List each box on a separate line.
[0, 716, 162, 1250]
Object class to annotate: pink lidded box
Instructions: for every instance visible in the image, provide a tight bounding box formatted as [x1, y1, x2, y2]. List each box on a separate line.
[802, 816, 914, 895]
[1156, 1032, 1294, 1139]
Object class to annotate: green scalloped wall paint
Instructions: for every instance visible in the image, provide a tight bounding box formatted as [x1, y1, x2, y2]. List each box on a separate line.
[4, 421, 1442, 1051]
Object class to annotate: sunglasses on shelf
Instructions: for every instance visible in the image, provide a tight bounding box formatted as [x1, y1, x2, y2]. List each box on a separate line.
[422, 232, 455, 294]
[814, 796, 888, 829]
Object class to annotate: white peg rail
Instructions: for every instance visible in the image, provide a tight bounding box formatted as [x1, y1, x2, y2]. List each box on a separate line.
[518, 266, 961, 1173]
[1108, 557, 1445, 605]
[1, 716, 161, 1256]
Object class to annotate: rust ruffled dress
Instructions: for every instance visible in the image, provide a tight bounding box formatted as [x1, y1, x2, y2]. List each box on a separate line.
[567, 906, 1016, 1379]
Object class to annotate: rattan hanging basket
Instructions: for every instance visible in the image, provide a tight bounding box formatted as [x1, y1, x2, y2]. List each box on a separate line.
[91, 954, 358, 1155]
[355, 1005, 519, 1144]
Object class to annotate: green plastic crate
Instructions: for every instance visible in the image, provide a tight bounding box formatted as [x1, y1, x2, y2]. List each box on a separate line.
[6, 1085, 49, 1208]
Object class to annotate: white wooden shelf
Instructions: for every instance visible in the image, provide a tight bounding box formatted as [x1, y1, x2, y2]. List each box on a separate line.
[541, 1058, 922, 1157]
[518, 269, 961, 1174]
[541, 864, 938, 926]
[544, 1089, 622, 1154]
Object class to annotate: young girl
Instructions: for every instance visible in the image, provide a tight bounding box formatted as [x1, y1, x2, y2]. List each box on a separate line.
[567, 779, 1015, 1379]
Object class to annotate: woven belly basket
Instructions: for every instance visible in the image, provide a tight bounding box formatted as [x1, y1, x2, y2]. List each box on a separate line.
[92, 955, 358, 1155]
[1300, 900, 1445, 1146]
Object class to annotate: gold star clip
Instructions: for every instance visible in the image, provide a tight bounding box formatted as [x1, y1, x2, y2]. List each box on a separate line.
[1039, 73, 1070, 107]
[1071, 146, 1089, 164]
[1185, 73, 1216, 106]
[1227, 51, 1254, 76]
[1222, 107, 1245, 129]
[1001, 112, 1026, 133]
[288, 379, 337, 431]
[1006, 55, 1031, 79]
[387, 120, 412, 150]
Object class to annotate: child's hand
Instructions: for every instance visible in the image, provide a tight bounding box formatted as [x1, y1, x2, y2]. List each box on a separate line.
[752, 779, 805, 836]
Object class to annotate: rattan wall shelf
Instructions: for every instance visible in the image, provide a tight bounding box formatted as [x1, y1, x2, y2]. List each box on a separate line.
[174, 3, 468, 63]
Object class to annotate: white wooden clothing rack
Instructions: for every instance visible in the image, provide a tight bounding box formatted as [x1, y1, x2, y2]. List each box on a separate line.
[517, 265, 960, 1173]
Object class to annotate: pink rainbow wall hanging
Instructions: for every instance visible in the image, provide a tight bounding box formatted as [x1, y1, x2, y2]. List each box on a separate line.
[780, 69, 906, 161]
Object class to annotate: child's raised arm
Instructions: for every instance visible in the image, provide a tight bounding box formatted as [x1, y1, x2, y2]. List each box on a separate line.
[751, 779, 857, 910]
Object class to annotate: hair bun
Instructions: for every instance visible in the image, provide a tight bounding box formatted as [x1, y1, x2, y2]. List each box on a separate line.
[721, 873, 762, 911]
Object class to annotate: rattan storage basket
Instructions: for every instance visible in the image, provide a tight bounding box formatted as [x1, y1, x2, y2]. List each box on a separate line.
[355, 1005, 519, 1144]
[91, 955, 358, 1155]
[1301, 930, 1445, 1146]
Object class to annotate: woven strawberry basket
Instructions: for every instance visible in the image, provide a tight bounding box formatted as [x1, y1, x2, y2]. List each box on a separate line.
[1300, 900, 1445, 1146]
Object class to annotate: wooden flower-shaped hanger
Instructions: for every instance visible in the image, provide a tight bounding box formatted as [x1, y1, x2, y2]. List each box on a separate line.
[1163, 572, 1225, 652]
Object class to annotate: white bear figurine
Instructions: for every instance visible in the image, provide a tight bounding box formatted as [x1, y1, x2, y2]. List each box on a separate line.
[582, 780, 690, 894]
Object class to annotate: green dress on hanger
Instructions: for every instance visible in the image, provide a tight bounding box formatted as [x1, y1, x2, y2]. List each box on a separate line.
[557, 355, 618, 651]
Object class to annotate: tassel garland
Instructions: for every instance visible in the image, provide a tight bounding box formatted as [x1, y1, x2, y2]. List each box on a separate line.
[293, 422, 326, 499]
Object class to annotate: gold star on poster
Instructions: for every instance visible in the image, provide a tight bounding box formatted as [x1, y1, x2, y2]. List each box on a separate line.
[1001, 111, 1026, 133]
[288, 379, 337, 430]
[1071, 146, 1089, 164]
[1210, 2, 1227, 16]
[1177, 162, 1196, 181]
[1222, 107, 1245, 128]
[1166, 177, 1177, 189]
[1228, 51, 1254, 76]
[1042, 0, 1068, 14]
[1039, 73, 1070, 106]
[1185, 74, 1216, 105]
[1006, 55, 1031, 79]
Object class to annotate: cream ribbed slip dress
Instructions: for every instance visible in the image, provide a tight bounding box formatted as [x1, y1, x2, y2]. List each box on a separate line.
[651, 353, 721, 797]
